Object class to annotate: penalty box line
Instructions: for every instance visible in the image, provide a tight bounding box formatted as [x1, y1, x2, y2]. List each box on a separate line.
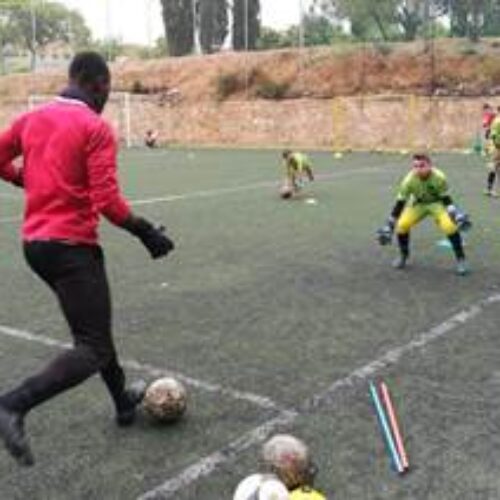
[0, 164, 394, 224]
[138, 292, 500, 499]
[0, 324, 283, 412]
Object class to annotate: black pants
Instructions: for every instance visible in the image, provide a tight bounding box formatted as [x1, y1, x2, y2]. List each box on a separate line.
[0, 241, 127, 415]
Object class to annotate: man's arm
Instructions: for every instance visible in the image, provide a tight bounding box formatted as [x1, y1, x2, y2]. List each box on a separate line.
[86, 122, 131, 226]
[87, 122, 174, 259]
[0, 120, 24, 188]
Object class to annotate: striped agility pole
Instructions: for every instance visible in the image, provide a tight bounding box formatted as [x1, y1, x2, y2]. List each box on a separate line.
[380, 381, 409, 471]
[369, 381, 404, 473]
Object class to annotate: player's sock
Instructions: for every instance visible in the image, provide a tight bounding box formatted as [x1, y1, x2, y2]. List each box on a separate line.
[0, 345, 99, 415]
[393, 234, 410, 269]
[487, 171, 496, 192]
[448, 231, 465, 261]
[397, 233, 410, 258]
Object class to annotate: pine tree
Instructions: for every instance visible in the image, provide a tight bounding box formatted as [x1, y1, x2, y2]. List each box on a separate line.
[160, 0, 194, 56]
[232, 0, 260, 51]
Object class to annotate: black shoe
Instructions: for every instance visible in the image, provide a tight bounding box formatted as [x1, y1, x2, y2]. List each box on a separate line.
[0, 407, 34, 466]
[116, 380, 147, 427]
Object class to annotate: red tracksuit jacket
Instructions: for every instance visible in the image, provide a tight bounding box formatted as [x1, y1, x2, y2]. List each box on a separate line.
[0, 97, 131, 245]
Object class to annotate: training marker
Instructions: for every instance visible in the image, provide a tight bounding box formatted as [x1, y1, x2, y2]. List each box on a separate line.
[369, 381, 404, 474]
[380, 381, 409, 471]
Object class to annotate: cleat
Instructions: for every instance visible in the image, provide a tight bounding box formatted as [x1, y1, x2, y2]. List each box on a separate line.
[0, 407, 34, 466]
[484, 189, 492, 196]
[116, 380, 147, 427]
[456, 259, 469, 276]
[392, 255, 408, 270]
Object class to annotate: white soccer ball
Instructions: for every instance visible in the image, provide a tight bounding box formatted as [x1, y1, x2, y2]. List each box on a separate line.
[233, 474, 289, 500]
[142, 377, 187, 422]
[262, 434, 312, 490]
[258, 476, 290, 499]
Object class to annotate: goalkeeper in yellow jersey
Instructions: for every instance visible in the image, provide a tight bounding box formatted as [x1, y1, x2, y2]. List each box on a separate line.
[281, 150, 314, 197]
[377, 154, 471, 275]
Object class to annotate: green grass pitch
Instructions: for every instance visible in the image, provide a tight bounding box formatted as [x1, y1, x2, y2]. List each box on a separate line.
[0, 148, 500, 499]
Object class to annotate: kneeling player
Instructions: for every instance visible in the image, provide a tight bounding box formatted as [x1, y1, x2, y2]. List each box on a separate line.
[377, 154, 470, 275]
[145, 129, 159, 148]
[281, 150, 314, 196]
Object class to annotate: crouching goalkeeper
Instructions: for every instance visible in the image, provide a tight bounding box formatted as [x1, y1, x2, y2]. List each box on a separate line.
[377, 154, 470, 276]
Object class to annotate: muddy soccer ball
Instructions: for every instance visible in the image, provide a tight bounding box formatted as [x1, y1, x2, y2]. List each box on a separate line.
[142, 377, 187, 422]
[262, 434, 313, 490]
[279, 184, 293, 199]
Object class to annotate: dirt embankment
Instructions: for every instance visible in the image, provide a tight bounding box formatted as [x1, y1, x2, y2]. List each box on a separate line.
[0, 40, 498, 150]
[0, 39, 500, 105]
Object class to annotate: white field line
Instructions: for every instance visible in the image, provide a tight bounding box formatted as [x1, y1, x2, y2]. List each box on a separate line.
[305, 293, 500, 410]
[137, 410, 298, 500]
[129, 166, 387, 206]
[0, 165, 392, 225]
[0, 325, 281, 411]
[138, 292, 500, 499]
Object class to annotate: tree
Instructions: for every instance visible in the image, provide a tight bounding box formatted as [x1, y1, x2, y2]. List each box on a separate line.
[444, 0, 499, 41]
[314, 0, 448, 41]
[396, 1, 424, 41]
[316, 0, 397, 41]
[199, 0, 228, 53]
[233, 0, 260, 51]
[160, 0, 194, 56]
[0, 11, 18, 74]
[483, 0, 500, 36]
[90, 38, 125, 62]
[2, 0, 90, 70]
[257, 27, 292, 50]
[303, 14, 338, 46]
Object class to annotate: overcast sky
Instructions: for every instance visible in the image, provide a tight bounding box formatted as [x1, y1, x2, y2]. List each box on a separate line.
[60, 0, 314, 45]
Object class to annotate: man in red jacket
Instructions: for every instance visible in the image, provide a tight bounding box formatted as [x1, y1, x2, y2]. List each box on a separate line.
[0, 52, 174, 466]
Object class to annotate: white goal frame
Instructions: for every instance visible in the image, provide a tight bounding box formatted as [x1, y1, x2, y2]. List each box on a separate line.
[27, 92, 133, 148]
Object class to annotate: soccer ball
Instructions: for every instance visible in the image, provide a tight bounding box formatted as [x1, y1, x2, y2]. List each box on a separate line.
[280, 185, 293, 199]
[262, 434, 313, 490]
[142, 377, 187, 422]
[233, 474, 289, 500]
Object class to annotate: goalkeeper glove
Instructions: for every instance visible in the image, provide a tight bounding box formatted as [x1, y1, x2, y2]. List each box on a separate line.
[376, 217, 395, 246]
[122, 216, 175, 259]
[447, 205, 472, 232]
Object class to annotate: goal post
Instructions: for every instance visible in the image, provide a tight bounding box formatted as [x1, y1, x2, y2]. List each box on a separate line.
[27, 92, 133, 148]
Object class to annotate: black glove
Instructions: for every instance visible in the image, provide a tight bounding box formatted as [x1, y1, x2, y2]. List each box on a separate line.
[122, 215, 175, 259]
[376, 217, 395, 246]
